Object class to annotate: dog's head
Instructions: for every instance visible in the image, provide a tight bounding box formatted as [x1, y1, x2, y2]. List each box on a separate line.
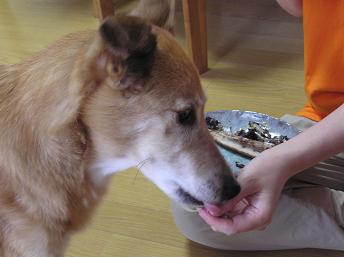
[81, 16, 240, 207]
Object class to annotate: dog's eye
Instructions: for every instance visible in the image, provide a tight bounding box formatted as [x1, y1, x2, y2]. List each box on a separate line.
[177, 108, 196, 126]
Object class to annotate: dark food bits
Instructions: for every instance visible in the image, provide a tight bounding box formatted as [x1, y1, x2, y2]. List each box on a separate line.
[235, 161, 245, 169]
[205, 117, 223, 131]
[206, 117, 289, 147]
[235, 121, 289, 146]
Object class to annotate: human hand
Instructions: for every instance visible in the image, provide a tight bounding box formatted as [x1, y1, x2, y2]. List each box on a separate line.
[198, 151, 290, 235]
[200, 104, 344, 234]
[276, 0, 303, 17]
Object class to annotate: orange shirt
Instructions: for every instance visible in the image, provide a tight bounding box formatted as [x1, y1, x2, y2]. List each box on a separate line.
[297, 0, 344, 121]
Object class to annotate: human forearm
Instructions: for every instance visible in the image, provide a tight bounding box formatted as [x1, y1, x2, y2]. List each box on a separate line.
[199, 104, 344, 234]
[261, 104, 344, 179]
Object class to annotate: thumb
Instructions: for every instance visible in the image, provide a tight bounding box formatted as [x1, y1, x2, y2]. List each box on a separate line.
[221, 187, 249, 213]
[204, 189, 248, 217]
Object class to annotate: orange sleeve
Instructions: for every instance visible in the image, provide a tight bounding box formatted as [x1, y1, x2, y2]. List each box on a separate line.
[297, 0, 344, 121]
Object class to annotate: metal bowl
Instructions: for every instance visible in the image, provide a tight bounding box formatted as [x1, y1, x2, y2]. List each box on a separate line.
[206, 110, 300, 175]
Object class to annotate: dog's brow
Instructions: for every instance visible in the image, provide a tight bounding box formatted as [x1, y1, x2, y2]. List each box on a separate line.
[174, 95, 205, 111]
[175, 99, 191, 109]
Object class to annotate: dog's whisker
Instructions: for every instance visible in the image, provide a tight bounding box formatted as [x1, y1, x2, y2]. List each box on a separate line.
[204, 82, 212, 91]
[132, 158, 151, 184]
[133, 169, 140, 185]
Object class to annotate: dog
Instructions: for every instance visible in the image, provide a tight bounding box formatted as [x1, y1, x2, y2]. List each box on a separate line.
[0, 16, 240, 257]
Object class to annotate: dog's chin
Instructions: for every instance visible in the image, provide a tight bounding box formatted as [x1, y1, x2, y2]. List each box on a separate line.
[175, 187, 204, 212]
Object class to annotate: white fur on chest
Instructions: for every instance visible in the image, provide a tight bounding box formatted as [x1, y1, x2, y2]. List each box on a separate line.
[89, 157, 136, 184]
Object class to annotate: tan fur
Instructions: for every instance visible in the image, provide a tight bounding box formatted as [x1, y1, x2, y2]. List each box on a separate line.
[0, 17, 237, 257]
[0, 31, 105, 256]
[131, 0, 175, 31]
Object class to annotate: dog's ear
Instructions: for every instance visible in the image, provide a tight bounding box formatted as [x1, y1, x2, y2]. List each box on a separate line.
[130, 0, 175, 32]
[49, 16, 157, 133]
[94, 16, 157, 95]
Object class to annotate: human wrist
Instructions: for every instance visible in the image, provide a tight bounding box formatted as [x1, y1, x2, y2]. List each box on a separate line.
[258, 146, 298, 182]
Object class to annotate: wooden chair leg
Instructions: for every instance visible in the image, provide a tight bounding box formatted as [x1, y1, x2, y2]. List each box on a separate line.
[93, 0, 114, 21]
[182, 0, 208, 74]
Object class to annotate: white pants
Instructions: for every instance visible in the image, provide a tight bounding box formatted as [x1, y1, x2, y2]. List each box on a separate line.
[171, 114, 344, 250]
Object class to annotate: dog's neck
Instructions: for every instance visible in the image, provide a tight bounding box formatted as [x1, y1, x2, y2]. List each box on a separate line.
[0, 33, 96, 184]
[0, 59, 102, 228]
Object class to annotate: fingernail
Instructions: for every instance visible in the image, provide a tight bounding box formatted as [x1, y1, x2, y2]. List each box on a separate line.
[208, 210, 215, 216]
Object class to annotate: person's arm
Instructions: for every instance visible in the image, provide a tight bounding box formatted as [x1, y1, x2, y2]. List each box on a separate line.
[199, 104, 344, 235]
[276, 0, 303, 17]
[265, 103, 344, 178]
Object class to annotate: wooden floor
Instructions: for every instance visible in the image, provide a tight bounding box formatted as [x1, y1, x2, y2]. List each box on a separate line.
[0, 0, 343, 256]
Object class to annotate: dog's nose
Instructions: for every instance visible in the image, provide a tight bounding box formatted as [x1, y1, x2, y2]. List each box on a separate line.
[221, 175, 241, 202]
